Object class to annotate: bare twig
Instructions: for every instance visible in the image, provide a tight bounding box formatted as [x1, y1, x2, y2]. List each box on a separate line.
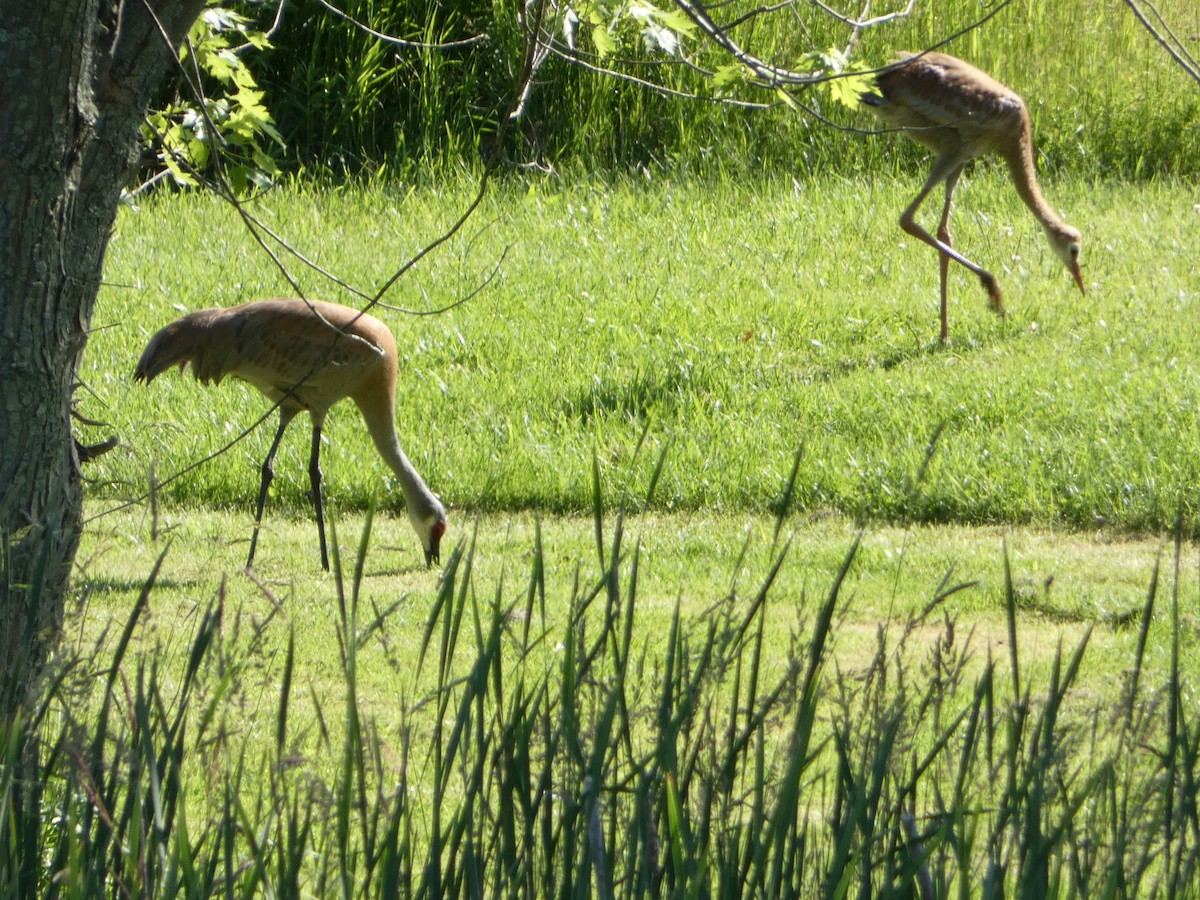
[229, 0, 288, 53]
[377, 246, 510, 316]
[511, 0, 557, 120]
[717, 0, 808, 32]
[89, 0, 538, 527]
[673, 0, 832, 87]
[808, 0, 915, 30]
[75, 436, 120, 464]
[1122, 0, 1200, 88]
[309, 0, 488, 50]
[546, 43, 772, 109]
[673, 0, 1014, 92]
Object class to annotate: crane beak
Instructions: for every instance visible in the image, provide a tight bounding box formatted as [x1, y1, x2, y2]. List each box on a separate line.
[424, 517, 446, 568]
[1070, 262, 1085, 295]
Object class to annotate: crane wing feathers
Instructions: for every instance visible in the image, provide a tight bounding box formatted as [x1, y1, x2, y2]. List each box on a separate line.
[134, 300, 395, 411]
[873, 52, 1025, 135]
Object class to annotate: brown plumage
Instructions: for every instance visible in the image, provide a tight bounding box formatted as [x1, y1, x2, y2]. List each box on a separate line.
[862, 52, 1084, 342]
[134, 298, 447, 570]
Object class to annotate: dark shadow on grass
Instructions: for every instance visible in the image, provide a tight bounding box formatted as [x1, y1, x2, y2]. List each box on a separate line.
[803, 309, 1031, 383]
[562, 362, 714, 423]
[79, 575, 193, 594]
[799, 335, 974, 384]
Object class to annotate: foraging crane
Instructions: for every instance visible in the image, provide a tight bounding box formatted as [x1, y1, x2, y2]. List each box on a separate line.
[861, 52, 1085, 342]
[134, 298, 447, 570]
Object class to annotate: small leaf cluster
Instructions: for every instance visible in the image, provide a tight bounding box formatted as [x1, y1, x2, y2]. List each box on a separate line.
[140, 4, 285, 196]
[803, 46, 873, 110]
[571, 0, 698, 58]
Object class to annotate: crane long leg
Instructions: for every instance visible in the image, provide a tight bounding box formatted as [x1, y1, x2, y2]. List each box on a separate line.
[936, 165, 966, 343]
[936, 168, 957, 343]
[900, 153, 1003, 337]
[247, 410, 296, 571]
[308, 423, 329, 571]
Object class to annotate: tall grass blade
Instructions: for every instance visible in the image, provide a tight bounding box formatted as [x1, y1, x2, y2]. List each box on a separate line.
[1124, 550, 1160, 731]
[1002, 536, 1021, 701]
[592, 451, 605, 571]
[276, 625, 295, 758]
[771, 446, 803, 550]
[643, 437, 672, 510]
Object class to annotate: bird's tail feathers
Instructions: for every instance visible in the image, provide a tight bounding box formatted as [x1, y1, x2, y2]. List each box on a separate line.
[134, 319, 203, 384]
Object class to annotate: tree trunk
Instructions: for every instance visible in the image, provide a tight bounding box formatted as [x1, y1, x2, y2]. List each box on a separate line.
[0, 0, 204, 714]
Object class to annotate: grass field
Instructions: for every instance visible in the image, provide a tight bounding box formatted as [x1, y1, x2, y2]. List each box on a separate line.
[75, 501, 1197, 696]
[86, 173, 1200, 534]
[48, 169, 1200, 895]
[16, 2, 1200, 890]
[78, 167, 1200, 678]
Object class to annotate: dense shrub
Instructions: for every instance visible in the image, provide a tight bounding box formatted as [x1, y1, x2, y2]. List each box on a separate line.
[222, 0, 1200, 178]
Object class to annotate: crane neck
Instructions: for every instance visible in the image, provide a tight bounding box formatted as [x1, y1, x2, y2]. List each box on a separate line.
[381, 435, 441, 515]
[1004, 123, 1069, 234]
[358, 399, 442, 515]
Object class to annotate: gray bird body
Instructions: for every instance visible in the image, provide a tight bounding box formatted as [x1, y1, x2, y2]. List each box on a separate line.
[862, 53, 1084, 341]
[136, 298, 446, 569]
[863, 53, 1027, 159]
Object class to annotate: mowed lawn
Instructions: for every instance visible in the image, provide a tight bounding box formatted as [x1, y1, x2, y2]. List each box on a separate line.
[76, 503, 1198, 716]
[75, 173, 1200, 700]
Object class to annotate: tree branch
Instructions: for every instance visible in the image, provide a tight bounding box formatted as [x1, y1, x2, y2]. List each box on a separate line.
[1121, 0, 1200, 88]
[89, 0, 544, 527]
[309, 0, 489, 50]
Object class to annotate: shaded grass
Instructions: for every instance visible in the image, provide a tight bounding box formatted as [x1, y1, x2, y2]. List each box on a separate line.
[73, 503, 1199, 709]
[84, 175, 1200, 538]
[243, 0, 1200, 178]
[8, 482, 1200, 896]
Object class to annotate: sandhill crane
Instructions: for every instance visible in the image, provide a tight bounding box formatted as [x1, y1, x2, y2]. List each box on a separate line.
[134, 298, 447, 571]
[861, 52, 1085, 342]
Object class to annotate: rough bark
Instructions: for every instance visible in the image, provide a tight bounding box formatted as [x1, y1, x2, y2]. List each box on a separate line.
[0, 0, 205, 714]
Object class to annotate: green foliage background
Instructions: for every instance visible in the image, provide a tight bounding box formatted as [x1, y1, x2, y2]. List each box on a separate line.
[232, 0, 1200, 178]
[88, 175, 1200, 536]
[23, 6, 1200, 895]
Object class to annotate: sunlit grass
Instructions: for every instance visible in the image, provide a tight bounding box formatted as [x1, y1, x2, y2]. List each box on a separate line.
[76, 502, 1196, 686]
[45, 492, 1200, 896]
[85, 174, 1200, 539]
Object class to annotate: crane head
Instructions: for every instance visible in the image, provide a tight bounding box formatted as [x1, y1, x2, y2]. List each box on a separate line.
[1045, 223, 1085, 295]
[425, 517, 447, 567]
[409, 503, 448, 567]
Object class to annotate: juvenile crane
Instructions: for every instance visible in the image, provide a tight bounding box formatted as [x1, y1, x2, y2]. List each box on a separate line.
[134, 298, 447, 571]
[862, 52, 1085, 342]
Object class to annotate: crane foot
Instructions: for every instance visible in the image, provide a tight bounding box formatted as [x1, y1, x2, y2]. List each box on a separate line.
[981, 275, 1005, 318]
